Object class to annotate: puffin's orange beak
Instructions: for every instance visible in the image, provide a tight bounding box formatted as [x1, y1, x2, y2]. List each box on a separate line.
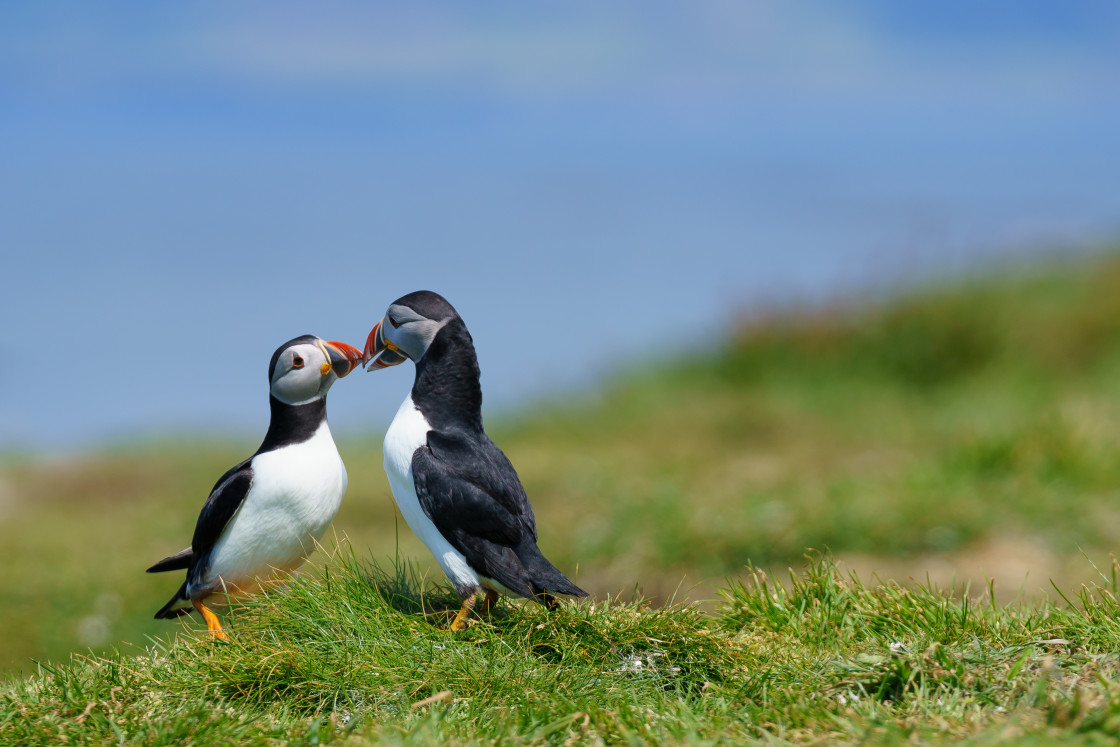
[321, 340, 365, 378]
[363, 319, 408, 371]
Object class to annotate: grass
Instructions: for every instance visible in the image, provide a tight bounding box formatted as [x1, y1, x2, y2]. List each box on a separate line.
[5, 549, 1120, 744]
[6, 249, 1120, 739]
[1, 547, 732, 744]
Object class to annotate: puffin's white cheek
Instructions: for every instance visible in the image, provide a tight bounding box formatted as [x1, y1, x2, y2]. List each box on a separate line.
[272, 369, 322, 405]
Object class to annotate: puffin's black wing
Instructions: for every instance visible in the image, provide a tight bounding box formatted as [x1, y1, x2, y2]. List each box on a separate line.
[148, 458, 254, 619]
[414, 430, 585, 600]
[420, 430, 535, 539]
[189, 458, 254, 561]
[412, 442, 533, 597]
[146, 458, 253, 575]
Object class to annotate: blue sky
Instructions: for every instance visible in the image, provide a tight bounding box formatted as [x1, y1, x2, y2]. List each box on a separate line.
[2, 2, 1119, 451]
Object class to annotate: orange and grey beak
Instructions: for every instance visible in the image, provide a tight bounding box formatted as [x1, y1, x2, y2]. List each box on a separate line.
[320, 340, 365, 378]
[363, 319, 408, 371]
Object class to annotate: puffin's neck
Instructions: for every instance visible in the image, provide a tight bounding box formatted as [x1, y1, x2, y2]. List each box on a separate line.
[256, 395, 327, 454]
[411, 321, 484, 433]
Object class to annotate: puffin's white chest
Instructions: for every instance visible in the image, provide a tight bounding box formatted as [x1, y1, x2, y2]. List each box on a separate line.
[383, 395, 478, 590]
[203, 422, 347, 591]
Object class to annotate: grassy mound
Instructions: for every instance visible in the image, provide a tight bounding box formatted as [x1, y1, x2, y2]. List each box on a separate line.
[5, 551, 1120, 744]
[1, 550, 733, 744]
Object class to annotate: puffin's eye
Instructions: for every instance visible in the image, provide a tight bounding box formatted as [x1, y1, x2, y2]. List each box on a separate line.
[292, 355, 305, 369]
[387, 315, 401, 328]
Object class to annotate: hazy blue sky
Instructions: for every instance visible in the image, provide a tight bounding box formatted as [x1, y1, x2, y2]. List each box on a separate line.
[2, 2, 1119, 451]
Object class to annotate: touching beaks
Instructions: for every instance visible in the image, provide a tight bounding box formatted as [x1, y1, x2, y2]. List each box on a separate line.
[363, 319, 408, 371]
[320, 340, 365, 378]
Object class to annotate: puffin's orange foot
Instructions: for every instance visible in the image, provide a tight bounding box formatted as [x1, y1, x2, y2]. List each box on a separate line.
[192, 598, 229, 640]
[449, 594, 477, 632]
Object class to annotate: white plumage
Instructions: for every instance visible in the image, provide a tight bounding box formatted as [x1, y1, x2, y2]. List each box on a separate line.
[201, 421, 347, 598]
[382, 394, 479, 591]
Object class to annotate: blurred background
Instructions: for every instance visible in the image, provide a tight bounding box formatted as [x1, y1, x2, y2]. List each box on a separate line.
[2, 1, 1120, 675]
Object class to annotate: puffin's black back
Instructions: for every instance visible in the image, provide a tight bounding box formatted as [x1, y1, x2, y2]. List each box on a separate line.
[412, 319, 483, 434]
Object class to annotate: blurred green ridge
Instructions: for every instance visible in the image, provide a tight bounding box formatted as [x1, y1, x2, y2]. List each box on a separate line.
[710, 258, 1120, 389]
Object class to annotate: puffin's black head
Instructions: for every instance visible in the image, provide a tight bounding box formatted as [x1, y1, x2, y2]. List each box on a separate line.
[268, 334, 365, 405]
[363, 290, 463, 369]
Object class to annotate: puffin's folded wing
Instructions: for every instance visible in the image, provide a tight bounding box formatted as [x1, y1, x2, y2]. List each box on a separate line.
[424, 430, 537, 538]
[412, 445, 538, 597]
[412, 445, 524, 546]
[190, 458, 254, 556]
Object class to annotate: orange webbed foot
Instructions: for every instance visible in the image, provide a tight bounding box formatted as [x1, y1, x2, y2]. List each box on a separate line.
[192, 598, 229, 641]
[449, 594, 477, 632]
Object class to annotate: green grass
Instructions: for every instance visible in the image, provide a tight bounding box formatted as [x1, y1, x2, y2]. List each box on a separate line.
[5, 550, 1120, 744]
[7, 249, 1120, 739]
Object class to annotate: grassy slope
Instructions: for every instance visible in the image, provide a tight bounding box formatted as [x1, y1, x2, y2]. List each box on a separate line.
[3, 551, 1120, 744]
[5, 252, 1120, 739]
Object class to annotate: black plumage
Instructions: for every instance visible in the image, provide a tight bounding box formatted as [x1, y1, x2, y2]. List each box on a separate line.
[413, 429, 584, 605]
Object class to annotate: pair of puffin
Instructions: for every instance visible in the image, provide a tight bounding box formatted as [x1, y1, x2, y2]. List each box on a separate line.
[149, 292, 585, 637]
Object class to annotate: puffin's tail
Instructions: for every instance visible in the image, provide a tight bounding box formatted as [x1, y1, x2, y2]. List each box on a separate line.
[517, 539, 589, 607]
[147, 547, 194, 573]
[154, 582, 194, 620]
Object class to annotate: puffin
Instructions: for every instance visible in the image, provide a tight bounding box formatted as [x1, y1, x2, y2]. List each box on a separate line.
[147, 335, 364, 639]
[363, 290, 587, 630]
